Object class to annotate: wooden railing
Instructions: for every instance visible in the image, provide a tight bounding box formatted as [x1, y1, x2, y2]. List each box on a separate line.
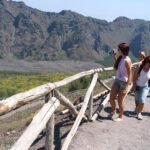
[0, 62, 138, 150]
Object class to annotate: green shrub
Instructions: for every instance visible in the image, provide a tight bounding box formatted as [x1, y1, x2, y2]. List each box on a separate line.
[0, 71, 72, 99]
[68, 77, 90, 92]
[0, 70, 114, 100]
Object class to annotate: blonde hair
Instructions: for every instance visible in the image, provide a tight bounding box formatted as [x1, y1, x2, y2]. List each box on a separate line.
[139, 51, 146, 59]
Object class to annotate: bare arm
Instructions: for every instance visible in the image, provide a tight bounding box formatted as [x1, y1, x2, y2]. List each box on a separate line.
[133, 63, 140, 85]
[132, 62, 142, 92]
[121, 59, 133, 94]
[125, 59, 133, 85]
[113, 53, 117, 61]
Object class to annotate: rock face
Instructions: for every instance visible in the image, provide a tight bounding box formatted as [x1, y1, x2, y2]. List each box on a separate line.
[0, 0, 150, 61]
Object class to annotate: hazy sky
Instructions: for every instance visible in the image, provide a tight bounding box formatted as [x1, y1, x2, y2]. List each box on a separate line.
[13, 0, 150, 21]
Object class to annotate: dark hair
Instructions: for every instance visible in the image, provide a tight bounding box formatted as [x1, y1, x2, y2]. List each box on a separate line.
[114, 43, 130, 70]
[118, 43, 129, 56]
[138, 55, 150, 74]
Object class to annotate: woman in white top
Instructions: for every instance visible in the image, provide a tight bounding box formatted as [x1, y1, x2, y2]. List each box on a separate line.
[133, 56, 150, 120]
[109, 43, 132, 122]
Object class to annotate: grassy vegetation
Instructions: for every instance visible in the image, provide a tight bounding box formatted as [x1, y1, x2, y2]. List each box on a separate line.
[0, 104, 42, 132]
[96, 55, 114, 67]
[0, 70, 115, 100]
[99, 70, 115, 80]
[96, 52, 137, 67]
[0, 104, 43, 150]
[0, 71, 73, 99]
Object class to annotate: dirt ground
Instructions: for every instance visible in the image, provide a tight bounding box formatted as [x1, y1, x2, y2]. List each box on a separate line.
[0, 93, 149, 150]
[69, 94, 150, 150]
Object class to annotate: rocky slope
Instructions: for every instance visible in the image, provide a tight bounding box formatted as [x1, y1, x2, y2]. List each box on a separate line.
[0, 0, 150, 62]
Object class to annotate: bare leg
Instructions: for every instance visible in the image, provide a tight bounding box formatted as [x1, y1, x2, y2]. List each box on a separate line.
[109, 83, 119, 113]
[135, 93, 139, 110]
[135, 101, 139, 113]
[135, 102, 138, 108]
[118, 91, 127, 118]
[136, 103, 144, 112]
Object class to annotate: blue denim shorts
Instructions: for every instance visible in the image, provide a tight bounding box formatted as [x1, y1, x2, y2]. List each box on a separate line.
[135, 85, 150, 103]
[114, 79, 128, 91]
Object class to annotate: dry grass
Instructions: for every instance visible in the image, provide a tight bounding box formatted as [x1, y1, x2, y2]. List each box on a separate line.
[0, 104, 42, 131]
[0, 104, 42, 149]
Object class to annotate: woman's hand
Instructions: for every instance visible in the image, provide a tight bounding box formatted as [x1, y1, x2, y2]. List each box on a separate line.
[131, 84, 136, 93]
[122, 85, 129, 94]
[123, 83, 132, 94]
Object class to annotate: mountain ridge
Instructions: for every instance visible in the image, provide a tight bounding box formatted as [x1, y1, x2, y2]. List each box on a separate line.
[0, 0, 150, 62]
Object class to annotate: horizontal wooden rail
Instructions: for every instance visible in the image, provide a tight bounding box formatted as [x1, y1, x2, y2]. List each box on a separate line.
[0, 68, 103, 115]
[0, 84, 55, 115]
[0, 61, 138, 116]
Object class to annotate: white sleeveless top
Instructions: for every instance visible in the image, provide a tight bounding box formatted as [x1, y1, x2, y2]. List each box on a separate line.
[136, 69, 150, 87]
[116, 56, 130, 82]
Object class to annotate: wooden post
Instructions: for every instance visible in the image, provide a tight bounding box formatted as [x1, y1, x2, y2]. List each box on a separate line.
[54, 89, 78, 116]
[88, 93, 93, 121]
[10, 97, 60, 150]
[45, 114, 55, 150]
[61, 73, 98, 150]
[97, 78, 111, 91]
[45, 91, 55, 150]
[92, 92, 110, 121]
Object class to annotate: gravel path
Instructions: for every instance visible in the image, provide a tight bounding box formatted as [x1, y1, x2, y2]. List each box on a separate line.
[1, 93, 149, 150]
[69, 94, 150, 150]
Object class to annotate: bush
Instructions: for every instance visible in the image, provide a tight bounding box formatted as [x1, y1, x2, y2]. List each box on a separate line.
[0, 70, 114, 99]
[68, 77, 89, 92]
[0, 71, 72, 99]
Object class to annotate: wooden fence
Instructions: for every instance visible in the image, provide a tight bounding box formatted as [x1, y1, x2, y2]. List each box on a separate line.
[0, 63, 138, 150]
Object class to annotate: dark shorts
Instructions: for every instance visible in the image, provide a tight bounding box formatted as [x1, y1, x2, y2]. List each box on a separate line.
[114, 79, 128, 91]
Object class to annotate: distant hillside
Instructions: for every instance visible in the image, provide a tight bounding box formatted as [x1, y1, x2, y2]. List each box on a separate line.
[0, 0, 150, 62]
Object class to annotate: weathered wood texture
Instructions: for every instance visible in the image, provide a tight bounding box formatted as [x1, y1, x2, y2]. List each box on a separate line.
[61, 90, 109, 115]
[45, 114, 55, 150]
[0, 84, 55, 115]
[88, 93, 93, 120]
[92, 93, 110, 121]
[54, 89, 78, 116]
[45, 92, 54, 150]
[10, 97, 60, 150]
[97, 78, 111, 91]
[0, 62, 138, 115]
[61, 73, 98, 150]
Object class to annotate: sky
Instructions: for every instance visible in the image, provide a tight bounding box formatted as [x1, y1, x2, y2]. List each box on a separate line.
[13, 0, 150, 22]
